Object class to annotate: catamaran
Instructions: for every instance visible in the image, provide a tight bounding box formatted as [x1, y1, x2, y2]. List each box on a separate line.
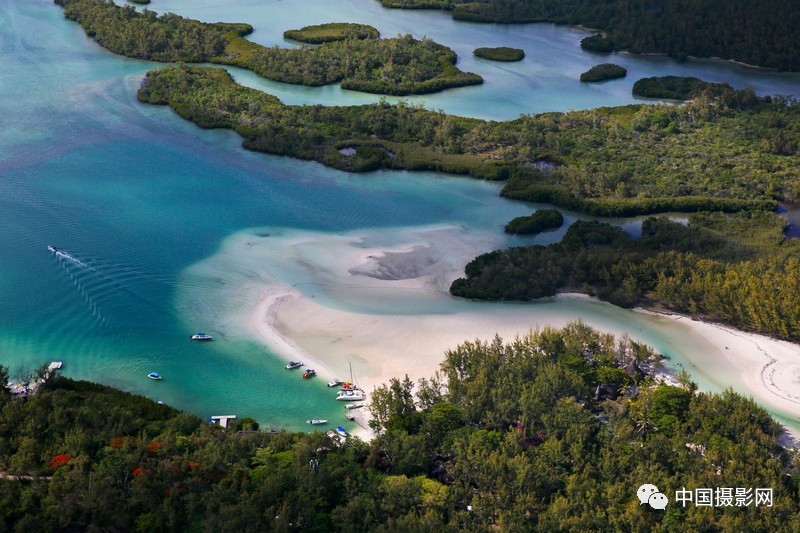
[336, 389, 365, 401]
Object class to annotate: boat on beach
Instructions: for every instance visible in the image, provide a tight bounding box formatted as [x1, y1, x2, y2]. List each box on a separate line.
[327, 378, 344, 387]
[344, 402, 365, 410]
[302, 368, 317, 379]
[286, 361, 303, 370]
[307, 419, 328, 425]
[189, 333, 213, 341]
[336, 426, 349, 438]
[147, 372, 162, 380]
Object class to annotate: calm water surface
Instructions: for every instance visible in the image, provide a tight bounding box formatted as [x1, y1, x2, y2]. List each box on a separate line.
[3, 0, 800, 431]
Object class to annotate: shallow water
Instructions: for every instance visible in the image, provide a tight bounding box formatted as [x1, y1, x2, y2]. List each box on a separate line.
[2, 0, 800, 432]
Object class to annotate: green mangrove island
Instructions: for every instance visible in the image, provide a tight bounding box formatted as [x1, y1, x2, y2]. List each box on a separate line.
[283, 22, 380, 44]
[4, 322, 800, 530]
[376, 0, 800, 71]
[580, 63, 626, 82]
[56, 0, 482, 95]
[580, 33, 613, 54]
[138, 64, 800, 341]
[504, 208, 564, 235]
[473, 46, 525, 62]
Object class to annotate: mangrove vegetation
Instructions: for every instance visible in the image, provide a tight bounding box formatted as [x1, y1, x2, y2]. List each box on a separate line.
[55, 0, 482, 95]
[504, 208, 564, 235]
[283, 22, 379, 44]
[473, 46, 525, 62]
[580, 63, 626, 82]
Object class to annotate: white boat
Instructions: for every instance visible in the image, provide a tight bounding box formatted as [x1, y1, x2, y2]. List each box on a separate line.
[327, 378, 344, 387]
[307, 419, 328, 425]
[189, 333, 213, 341]
[336, 389, 365, 401]
[336, 426, 349, 438]
[147, 372, 162, 380]
[47, 245, 58, 254]
[285, 361, 303, 370]
[344, 402, 365, 410]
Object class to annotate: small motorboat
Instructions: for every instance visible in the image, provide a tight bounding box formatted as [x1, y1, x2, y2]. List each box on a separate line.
[307, 419, 328, 425]
[327, 378, 344, 388]
[189, 333, 213, 341]
[335, 426, 348, 438]
[285, 361, 303, 370]
[47, 245, 58, 254]
[344, 402, 365, 410]
[147, 372, 162, 380]
[302, 368, 317, 379]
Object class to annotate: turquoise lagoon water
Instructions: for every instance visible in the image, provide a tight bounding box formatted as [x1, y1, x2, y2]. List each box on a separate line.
[3, 0, 800, 431]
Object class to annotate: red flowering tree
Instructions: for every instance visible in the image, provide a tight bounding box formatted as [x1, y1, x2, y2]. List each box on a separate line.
[50, 453, 71, 470]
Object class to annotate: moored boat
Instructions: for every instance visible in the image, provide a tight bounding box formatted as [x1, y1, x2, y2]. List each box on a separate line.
[189, 333, 213, 341]
[302, 368, 317, 379]
[344, 402, 365, 410]
[335, 426, 348, 438]
[336, 389, 365, 401]
[286, 361, 303, 370]
[327, 378, 344, 387]
[147, 372, 162, 380]
[307, 419, 328, 425]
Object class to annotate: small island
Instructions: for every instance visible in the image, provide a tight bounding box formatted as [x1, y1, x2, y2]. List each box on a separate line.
[283, 22, 379, 44]
[56, 0, 482, 96]
[473, 46, 525, 62]
[580, 34, 613, 54]
[580, 63, 627, 82]
[504, 208, 564, 235]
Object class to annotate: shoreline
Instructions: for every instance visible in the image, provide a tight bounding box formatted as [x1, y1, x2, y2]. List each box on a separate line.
[247, 283, 800, 442]
[196, 226, 800, 443]
[635, 307, 800, 441]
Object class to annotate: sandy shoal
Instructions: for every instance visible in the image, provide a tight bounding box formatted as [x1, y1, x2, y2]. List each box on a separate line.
[227, 225, 800, 440]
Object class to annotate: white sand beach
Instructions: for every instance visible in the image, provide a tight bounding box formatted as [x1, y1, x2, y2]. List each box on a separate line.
[181, 224, 800, 438]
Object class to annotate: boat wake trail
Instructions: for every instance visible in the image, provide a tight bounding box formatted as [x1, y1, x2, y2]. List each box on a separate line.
[54, 249, 95, 271]
[49, 246, 167, 329]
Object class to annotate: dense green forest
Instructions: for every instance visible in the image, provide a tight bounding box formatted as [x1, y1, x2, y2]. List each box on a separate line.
[504, 208, 563, 234]
[139, 65, 800, 212]
[452, 212, 800, 340]
[55, 0, 482, 95]
[283, 23, 379, 44]
[580, 63, 626, 82]
[376, 0, 800, 71]
[632, 76, 733, 100]
[473, 46, 524, 62]
[3, 323, 799, 530]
